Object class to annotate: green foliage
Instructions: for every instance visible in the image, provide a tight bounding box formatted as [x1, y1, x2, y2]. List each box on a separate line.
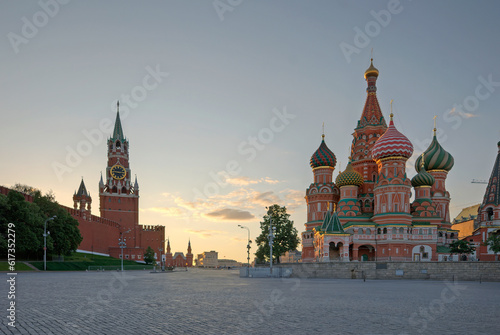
[484, 234, 500, 260]
[0, 185, 83, 259]
[144, 246, 155, 264]
[449, 240, 475, 256]
[255, 204, 299, 264]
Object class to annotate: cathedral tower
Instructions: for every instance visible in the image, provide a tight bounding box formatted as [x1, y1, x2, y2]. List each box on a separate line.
[302, 133, 339, 262]
[415, 126, 454, 227]
[99, 102, 140, 245]
[350, 59, 388, 214]
[371, 112, 414, 225]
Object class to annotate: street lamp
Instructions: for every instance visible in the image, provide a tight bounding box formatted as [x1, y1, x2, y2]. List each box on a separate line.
[238, 225, 251, 277]
[44, 215, 56, 271]
[119, 229, 131, 272]
[268, 219, 276, 276]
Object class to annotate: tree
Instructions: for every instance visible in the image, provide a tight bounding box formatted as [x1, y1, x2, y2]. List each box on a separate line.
[144, 246, 155, 264]
[0, 191, 45, 259]
[484, 234, 500, 261]
[255, 204, 300, 264]
[449, 240, 475, 261]
[0, 184, 83, 259]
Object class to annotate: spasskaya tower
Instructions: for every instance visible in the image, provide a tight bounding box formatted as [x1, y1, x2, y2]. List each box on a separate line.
[99, 102, 140, 245]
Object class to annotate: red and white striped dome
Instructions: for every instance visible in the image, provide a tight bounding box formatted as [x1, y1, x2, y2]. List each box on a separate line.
[372, 116, 413, 161]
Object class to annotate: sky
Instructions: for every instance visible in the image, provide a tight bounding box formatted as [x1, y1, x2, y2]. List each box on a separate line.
[1, 0, 500, 263]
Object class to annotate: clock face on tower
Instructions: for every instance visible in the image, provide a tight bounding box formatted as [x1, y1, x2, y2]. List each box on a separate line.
[110, 164, 126, 180]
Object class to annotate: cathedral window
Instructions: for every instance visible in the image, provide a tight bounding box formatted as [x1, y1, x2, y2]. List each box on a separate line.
[487, 208, 494, 221]
[109, 144, 113, 150]
[116, 141, 121, 148]
[377, 228, 381, 234]
[112, 186, 117, 193]
[118, 199, 121, 203]
[383, 228, 387, 234]
[399, 227, 404, 234]
[122, 187, 127, 194]
[392, 227, 397, 234]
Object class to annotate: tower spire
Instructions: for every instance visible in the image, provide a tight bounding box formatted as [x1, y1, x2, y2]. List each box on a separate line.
[112, 101, 124, 141]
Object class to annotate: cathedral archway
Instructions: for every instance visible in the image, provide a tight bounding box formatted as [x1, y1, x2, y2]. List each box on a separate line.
[329, 242, 342, 261]
[358, 245, 375, 261]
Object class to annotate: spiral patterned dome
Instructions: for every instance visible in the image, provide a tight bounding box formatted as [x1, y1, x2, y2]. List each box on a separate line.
[336, 161, 364, 187]
[414, 134, 454, 172]
[310, 137, 336, 169]
[364, 58, 379, 79]
[411, 164, 435, 188]
[372, 116, 414, 161]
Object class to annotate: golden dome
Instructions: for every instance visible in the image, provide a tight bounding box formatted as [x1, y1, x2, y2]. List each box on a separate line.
[364, 58, 379, 79]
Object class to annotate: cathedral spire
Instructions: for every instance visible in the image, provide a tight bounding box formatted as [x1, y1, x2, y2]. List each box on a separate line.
[112, 101, 125, 141]
[481, 141, 500, 207]
[356, 58, 387, 130]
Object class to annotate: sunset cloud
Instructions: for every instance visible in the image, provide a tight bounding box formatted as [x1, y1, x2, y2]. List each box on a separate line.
[204, 208, 255, 221]
[448, 107, 478, 119]
[185, 229, 225, 238]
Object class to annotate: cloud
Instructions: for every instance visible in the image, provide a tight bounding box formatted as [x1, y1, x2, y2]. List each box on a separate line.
[185, 229, 225, 238]
[448, 107, 478, 119]
[204, 208, 255, 221]
[253, 191, 281, 207]
[226, 176, 282, 186]
[148, 207, 184, 217]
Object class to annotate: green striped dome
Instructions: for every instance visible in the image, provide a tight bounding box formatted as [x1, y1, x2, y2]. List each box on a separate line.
[415, 134, 454, 172]
[310, 138, 337, 169]
[336, 161, 364, 187]
[411, 164, 435, 187]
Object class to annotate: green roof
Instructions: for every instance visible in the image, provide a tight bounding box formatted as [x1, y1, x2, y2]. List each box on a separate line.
[437, 246, 451, 253]
[318, 212, 345, 234]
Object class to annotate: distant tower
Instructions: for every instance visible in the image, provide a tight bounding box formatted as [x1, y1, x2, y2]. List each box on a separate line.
[99, 102, 140, 243]
[415, 125, 454, 226]
[165, 238, 173, 267]
[73, 179, 92, 219]
[350, 59, 388, 214]
[371, 112, 414, 225]
[186, 239, 193, 267]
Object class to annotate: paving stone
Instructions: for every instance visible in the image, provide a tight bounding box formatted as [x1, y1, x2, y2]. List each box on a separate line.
[0, 269, 498, 334]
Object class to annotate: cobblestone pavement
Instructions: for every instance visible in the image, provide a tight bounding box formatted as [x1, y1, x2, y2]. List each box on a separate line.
[1, 269, 499, 335]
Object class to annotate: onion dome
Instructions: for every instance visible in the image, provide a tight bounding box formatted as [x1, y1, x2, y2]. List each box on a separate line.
[411, 164, 435, 188]
[364, 58, 379, 79]
[310, 135, 337, 169]
[336, 161, 364, 187]
[372, 114, 414, 161]
[414, 132, 454, 172]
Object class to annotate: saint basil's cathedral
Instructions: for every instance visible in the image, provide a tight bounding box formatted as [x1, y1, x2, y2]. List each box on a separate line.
[301, 60, 460, 262]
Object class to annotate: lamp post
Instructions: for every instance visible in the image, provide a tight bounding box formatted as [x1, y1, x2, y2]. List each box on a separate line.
[118, 229, 131, 272]
[238, 225, 251, 277]
[268, 219, 276, 276]
[43, 216, 56, 271]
